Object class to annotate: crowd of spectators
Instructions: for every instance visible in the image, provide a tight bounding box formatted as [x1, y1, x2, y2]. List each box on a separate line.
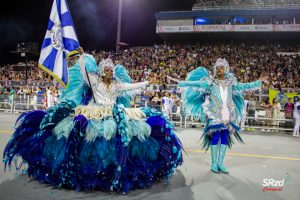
[1, 42, 300, 96]
[0, 60, 52, 82]
[91, 42, 300, 92]
[0, 42, 299, 130]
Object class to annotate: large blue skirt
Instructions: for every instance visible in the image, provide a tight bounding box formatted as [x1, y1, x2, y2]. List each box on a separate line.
[3, 101, 183, 193]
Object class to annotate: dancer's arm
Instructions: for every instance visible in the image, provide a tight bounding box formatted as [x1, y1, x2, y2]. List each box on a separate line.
[233, 76, 268, 92]
[178, 80, 209, 89]
[118, 81, 149, 91]
[233, 80, 262, 92]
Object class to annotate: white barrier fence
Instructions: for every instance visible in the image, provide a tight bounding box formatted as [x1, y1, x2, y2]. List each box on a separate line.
[0, 102, 13, 113]
[0, 101, 44, 114]
[242, 117, 294, 131]
[0, 100, 296, 133]
[178, 114, 294, 132]
[13, 103, 44, 113]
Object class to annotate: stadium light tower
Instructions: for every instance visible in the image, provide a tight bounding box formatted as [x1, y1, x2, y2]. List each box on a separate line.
[116, 0, 123, 53]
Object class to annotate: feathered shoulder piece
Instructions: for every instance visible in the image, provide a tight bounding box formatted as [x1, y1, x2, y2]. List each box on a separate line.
[114, 64, 133, 108]
[114, 64, 132, 83]
[182, 67, 211, 122]
[186, 66, 210, 81]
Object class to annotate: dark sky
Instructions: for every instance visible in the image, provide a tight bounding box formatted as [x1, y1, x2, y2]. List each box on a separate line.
[0, 0, 195, 64]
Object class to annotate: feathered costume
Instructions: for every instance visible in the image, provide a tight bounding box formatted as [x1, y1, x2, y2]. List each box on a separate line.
[178, 58, 261, 173]
[3, 53, 182, 193]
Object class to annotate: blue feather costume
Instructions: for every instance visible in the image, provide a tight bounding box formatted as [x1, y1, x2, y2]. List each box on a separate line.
[178, 62, 262, 174]
[179, 67, 262, 149]
[3, 54, 182, 193]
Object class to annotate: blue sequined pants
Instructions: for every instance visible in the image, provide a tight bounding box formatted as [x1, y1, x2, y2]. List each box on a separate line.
[211, 129, 229, 145]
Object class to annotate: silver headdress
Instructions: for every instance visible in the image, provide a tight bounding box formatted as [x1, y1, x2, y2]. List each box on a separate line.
[98, 58, 115, 76]
[213, 58, 229, 75]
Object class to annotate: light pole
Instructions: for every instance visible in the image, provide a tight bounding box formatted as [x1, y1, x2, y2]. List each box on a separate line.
[116, 0, 123, 53]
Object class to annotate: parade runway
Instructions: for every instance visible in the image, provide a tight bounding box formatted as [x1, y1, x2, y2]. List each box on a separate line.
[0, 113, 299, 200]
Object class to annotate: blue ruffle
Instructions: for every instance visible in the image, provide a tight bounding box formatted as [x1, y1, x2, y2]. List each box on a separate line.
[202, 122, 244, 150]
[3, 104, 182, 193]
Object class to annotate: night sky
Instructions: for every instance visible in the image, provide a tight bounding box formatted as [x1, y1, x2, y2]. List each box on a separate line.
[0, 0, 195, 64]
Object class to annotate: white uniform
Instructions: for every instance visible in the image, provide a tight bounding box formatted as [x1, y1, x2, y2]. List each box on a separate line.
[293, 102, 300, 136]
[169, 98, 175, 115]
[162, 96, 171, 117]
[47, 89, 55, 108]
[241, 99, 249, 128]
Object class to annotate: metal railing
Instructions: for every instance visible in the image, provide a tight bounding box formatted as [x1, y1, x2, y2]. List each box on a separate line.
[170, 113, 183, 128]
[184, 114, 206, 128]
[0, 93, 297, 132]
[182, 113, 295, 132]
[242, 116, 294, 131]
[0, 102, 13, 113]
[13, 103, 44, 113]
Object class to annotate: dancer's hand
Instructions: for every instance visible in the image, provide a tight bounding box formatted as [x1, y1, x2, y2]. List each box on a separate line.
[259, 75, 269, 82]
[167, 76, 179, 83]
[148, 79, 155, 84]
[224, 120, 229, 125]
[78, 47, 84, 55]
[147, 77, 155, 84]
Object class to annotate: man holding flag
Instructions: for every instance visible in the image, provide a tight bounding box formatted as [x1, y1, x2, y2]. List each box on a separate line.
[38, 0, 97, 106]
[38, 0, 80, 88]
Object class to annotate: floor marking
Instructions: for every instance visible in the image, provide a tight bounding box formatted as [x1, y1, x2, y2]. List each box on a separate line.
[187, 149, 300, 161]
[0, 130, 13, 134]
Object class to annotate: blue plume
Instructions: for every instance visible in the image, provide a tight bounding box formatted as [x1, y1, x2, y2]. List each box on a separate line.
[115, 64, 133, 108]
[59, 54, 98, 106]
[3, 110, 46, 170]
[233, 91, 245, 123]
[182, 67, 210, 122]
[115, 64, 132, 83]
[186, 66, 209, 81]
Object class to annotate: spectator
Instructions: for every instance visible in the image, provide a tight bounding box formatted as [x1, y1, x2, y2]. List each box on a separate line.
[47, 86, 55, 108]
[284, 98, 295, 119]
[149, 91, 162, 110]
[261, 97, 273, 126]
[0, 83, 4, 94]
[272, 98, 282, 130]
[8, 86, 15, 105]
[293, 98, 300, 137]
[247, 94, 256, 128]
[162, 91, 171, 118]
[36, 87, 44, 104]
[170, 92, 181, 114]
[53, 87, 59, 105]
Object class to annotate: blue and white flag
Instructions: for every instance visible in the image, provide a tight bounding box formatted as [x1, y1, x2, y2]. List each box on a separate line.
[38, 0, 79, 87]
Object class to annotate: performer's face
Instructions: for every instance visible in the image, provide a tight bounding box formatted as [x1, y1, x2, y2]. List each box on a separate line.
[104, 67, 113, 79]
[216, 66, 225, 77]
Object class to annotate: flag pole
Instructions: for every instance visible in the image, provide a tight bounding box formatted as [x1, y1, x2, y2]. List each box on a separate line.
[84, 66, 96, 103]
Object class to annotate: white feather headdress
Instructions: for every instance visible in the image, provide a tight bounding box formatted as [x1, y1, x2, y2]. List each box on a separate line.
[98, 58, 115, 76]
[213, 58, 229, 75]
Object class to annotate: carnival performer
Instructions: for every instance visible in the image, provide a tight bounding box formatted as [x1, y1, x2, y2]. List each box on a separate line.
[3, 48, 182, 193]
[176, 58, 268, 174]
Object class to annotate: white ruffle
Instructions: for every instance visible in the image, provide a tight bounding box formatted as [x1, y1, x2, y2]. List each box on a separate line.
[75, 105, 146, 120]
